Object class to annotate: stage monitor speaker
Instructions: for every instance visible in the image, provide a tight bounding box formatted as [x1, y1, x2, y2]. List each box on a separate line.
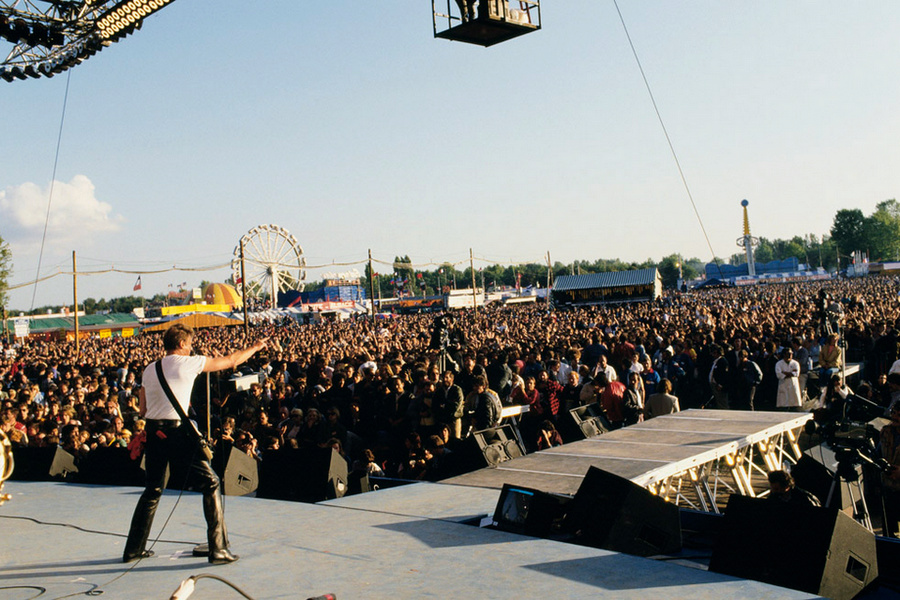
[466, 424, 524, 469]
[563, 466, 682, 557]
[790, 444, 859, 513]
[562, 403, 610, 442]
[492, 483, 572, 538]
[325, 447, 348, 500]
[223, 446, 259, 496]
[709, 495, 878, 600]
[49, 447, 78, 479]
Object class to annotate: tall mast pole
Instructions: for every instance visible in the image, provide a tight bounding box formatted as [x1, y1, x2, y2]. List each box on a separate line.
[368, 250, 377, 323]
[240, 240, 249, 338]
[470, 248, 477, 316]
[72, 251, 79, 355]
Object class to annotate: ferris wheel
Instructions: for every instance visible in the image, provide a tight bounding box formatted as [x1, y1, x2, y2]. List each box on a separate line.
[231, 224, 306, 302]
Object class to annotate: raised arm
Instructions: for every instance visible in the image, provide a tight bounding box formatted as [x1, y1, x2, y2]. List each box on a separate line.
[203, 339, 268, 373]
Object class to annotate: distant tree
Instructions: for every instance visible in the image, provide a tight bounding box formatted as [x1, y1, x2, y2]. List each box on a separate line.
[658, 254, 699, 289]
[753, 237, 775, 264]
[866, 199, 900, 261]
[830, 208, 867, 258]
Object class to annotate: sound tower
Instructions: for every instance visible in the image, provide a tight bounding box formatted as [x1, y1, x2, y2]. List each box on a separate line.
[709, 495, 878, 600]
[563, 466, 682, 557]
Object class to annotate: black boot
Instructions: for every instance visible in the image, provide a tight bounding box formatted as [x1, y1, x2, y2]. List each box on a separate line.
[209, 548, 240, 565]
[123, 487, 161, 563]
[203, 488, 237, 563]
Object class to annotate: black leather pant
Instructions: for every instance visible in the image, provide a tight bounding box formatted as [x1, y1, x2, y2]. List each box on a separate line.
[124, 421, 227, 557]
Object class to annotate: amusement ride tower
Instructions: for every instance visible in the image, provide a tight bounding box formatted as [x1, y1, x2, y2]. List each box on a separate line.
[736, 199, 759, 276]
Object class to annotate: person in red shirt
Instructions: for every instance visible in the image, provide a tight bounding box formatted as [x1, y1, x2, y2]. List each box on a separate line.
[535, 369, 563, 421]
[595, 373, 626, 429]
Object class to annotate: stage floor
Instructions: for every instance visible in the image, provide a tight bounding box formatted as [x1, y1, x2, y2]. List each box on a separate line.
[0, 481, 816, 600]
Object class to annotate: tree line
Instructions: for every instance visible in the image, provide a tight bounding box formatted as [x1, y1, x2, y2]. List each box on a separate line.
[2, 199, 898, 316]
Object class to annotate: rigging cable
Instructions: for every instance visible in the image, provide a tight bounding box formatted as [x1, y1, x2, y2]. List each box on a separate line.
[30, 69, 73, 312]
[612, 0, 724, 279]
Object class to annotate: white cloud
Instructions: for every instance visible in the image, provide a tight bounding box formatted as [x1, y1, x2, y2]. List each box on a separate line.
[0, 175, 124, 249]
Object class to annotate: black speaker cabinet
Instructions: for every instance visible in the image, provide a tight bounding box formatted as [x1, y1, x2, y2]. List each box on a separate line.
[709, 495, 878, 600]
[465, 424, 524, 469]
[348, 471, 371, 496]
[74, 447, 144, 486]
[257, 447, 348, 502]
[562, 403, 610, 442]
[11, 446, 59, 481]
[563, 466, 682, 557]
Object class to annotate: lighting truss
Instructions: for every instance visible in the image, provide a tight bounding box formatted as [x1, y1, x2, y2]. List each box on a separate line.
[0, 0, 177, 82]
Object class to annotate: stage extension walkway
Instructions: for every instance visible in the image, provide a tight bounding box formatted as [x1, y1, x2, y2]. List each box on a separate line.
[443, 409, 812, 512]
[0, 481, 814, 599]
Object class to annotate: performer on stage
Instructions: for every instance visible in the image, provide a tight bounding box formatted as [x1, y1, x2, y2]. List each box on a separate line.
[123, 324, 268, 564]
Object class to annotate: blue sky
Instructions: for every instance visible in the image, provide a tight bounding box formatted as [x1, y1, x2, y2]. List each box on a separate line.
[2, 1, 899, 311]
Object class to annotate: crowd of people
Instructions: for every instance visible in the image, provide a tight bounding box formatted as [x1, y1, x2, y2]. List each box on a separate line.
[2, 276, 899, 531]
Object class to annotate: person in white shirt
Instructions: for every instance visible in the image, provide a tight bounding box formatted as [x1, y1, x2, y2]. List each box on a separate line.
[123, 323, 267, 565]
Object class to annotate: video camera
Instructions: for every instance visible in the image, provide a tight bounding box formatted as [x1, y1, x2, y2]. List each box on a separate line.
[816, 290, 845, 338]
[429, 314, 451, 351]
[806, 393, 891, 476]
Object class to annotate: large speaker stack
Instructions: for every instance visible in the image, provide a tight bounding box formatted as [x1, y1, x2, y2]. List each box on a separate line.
[709, 495, 878, 600]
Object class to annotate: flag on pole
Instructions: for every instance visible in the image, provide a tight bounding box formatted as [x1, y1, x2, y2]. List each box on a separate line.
[133, 276, 142, 291]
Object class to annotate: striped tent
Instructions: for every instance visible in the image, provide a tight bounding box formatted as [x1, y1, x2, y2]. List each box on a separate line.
[203, 283, 243, 308]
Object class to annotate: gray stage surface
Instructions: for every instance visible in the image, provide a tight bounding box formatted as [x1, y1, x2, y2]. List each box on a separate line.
[0, 481, 816, 600]
[443, 409, 810, 495]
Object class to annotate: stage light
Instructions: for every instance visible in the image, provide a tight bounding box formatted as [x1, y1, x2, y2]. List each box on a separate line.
[95, 0, 174, 40]
[786, 430, 802, 460]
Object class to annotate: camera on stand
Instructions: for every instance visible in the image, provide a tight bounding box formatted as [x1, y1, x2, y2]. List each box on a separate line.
[805, 394, 891, 530]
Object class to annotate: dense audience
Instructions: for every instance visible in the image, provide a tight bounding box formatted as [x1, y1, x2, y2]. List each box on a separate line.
[3, 276, 900, 488]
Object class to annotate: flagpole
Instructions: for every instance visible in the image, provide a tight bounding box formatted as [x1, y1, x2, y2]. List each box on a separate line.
[241, 240, 249, 338]
[470, 248, 477, 316]
[73, 251, 79, 356]
[368, 250, 376, 323]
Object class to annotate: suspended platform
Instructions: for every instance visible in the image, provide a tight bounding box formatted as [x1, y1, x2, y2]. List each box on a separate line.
[443, 409, 812, 513]
[433, 0, 541, 47]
